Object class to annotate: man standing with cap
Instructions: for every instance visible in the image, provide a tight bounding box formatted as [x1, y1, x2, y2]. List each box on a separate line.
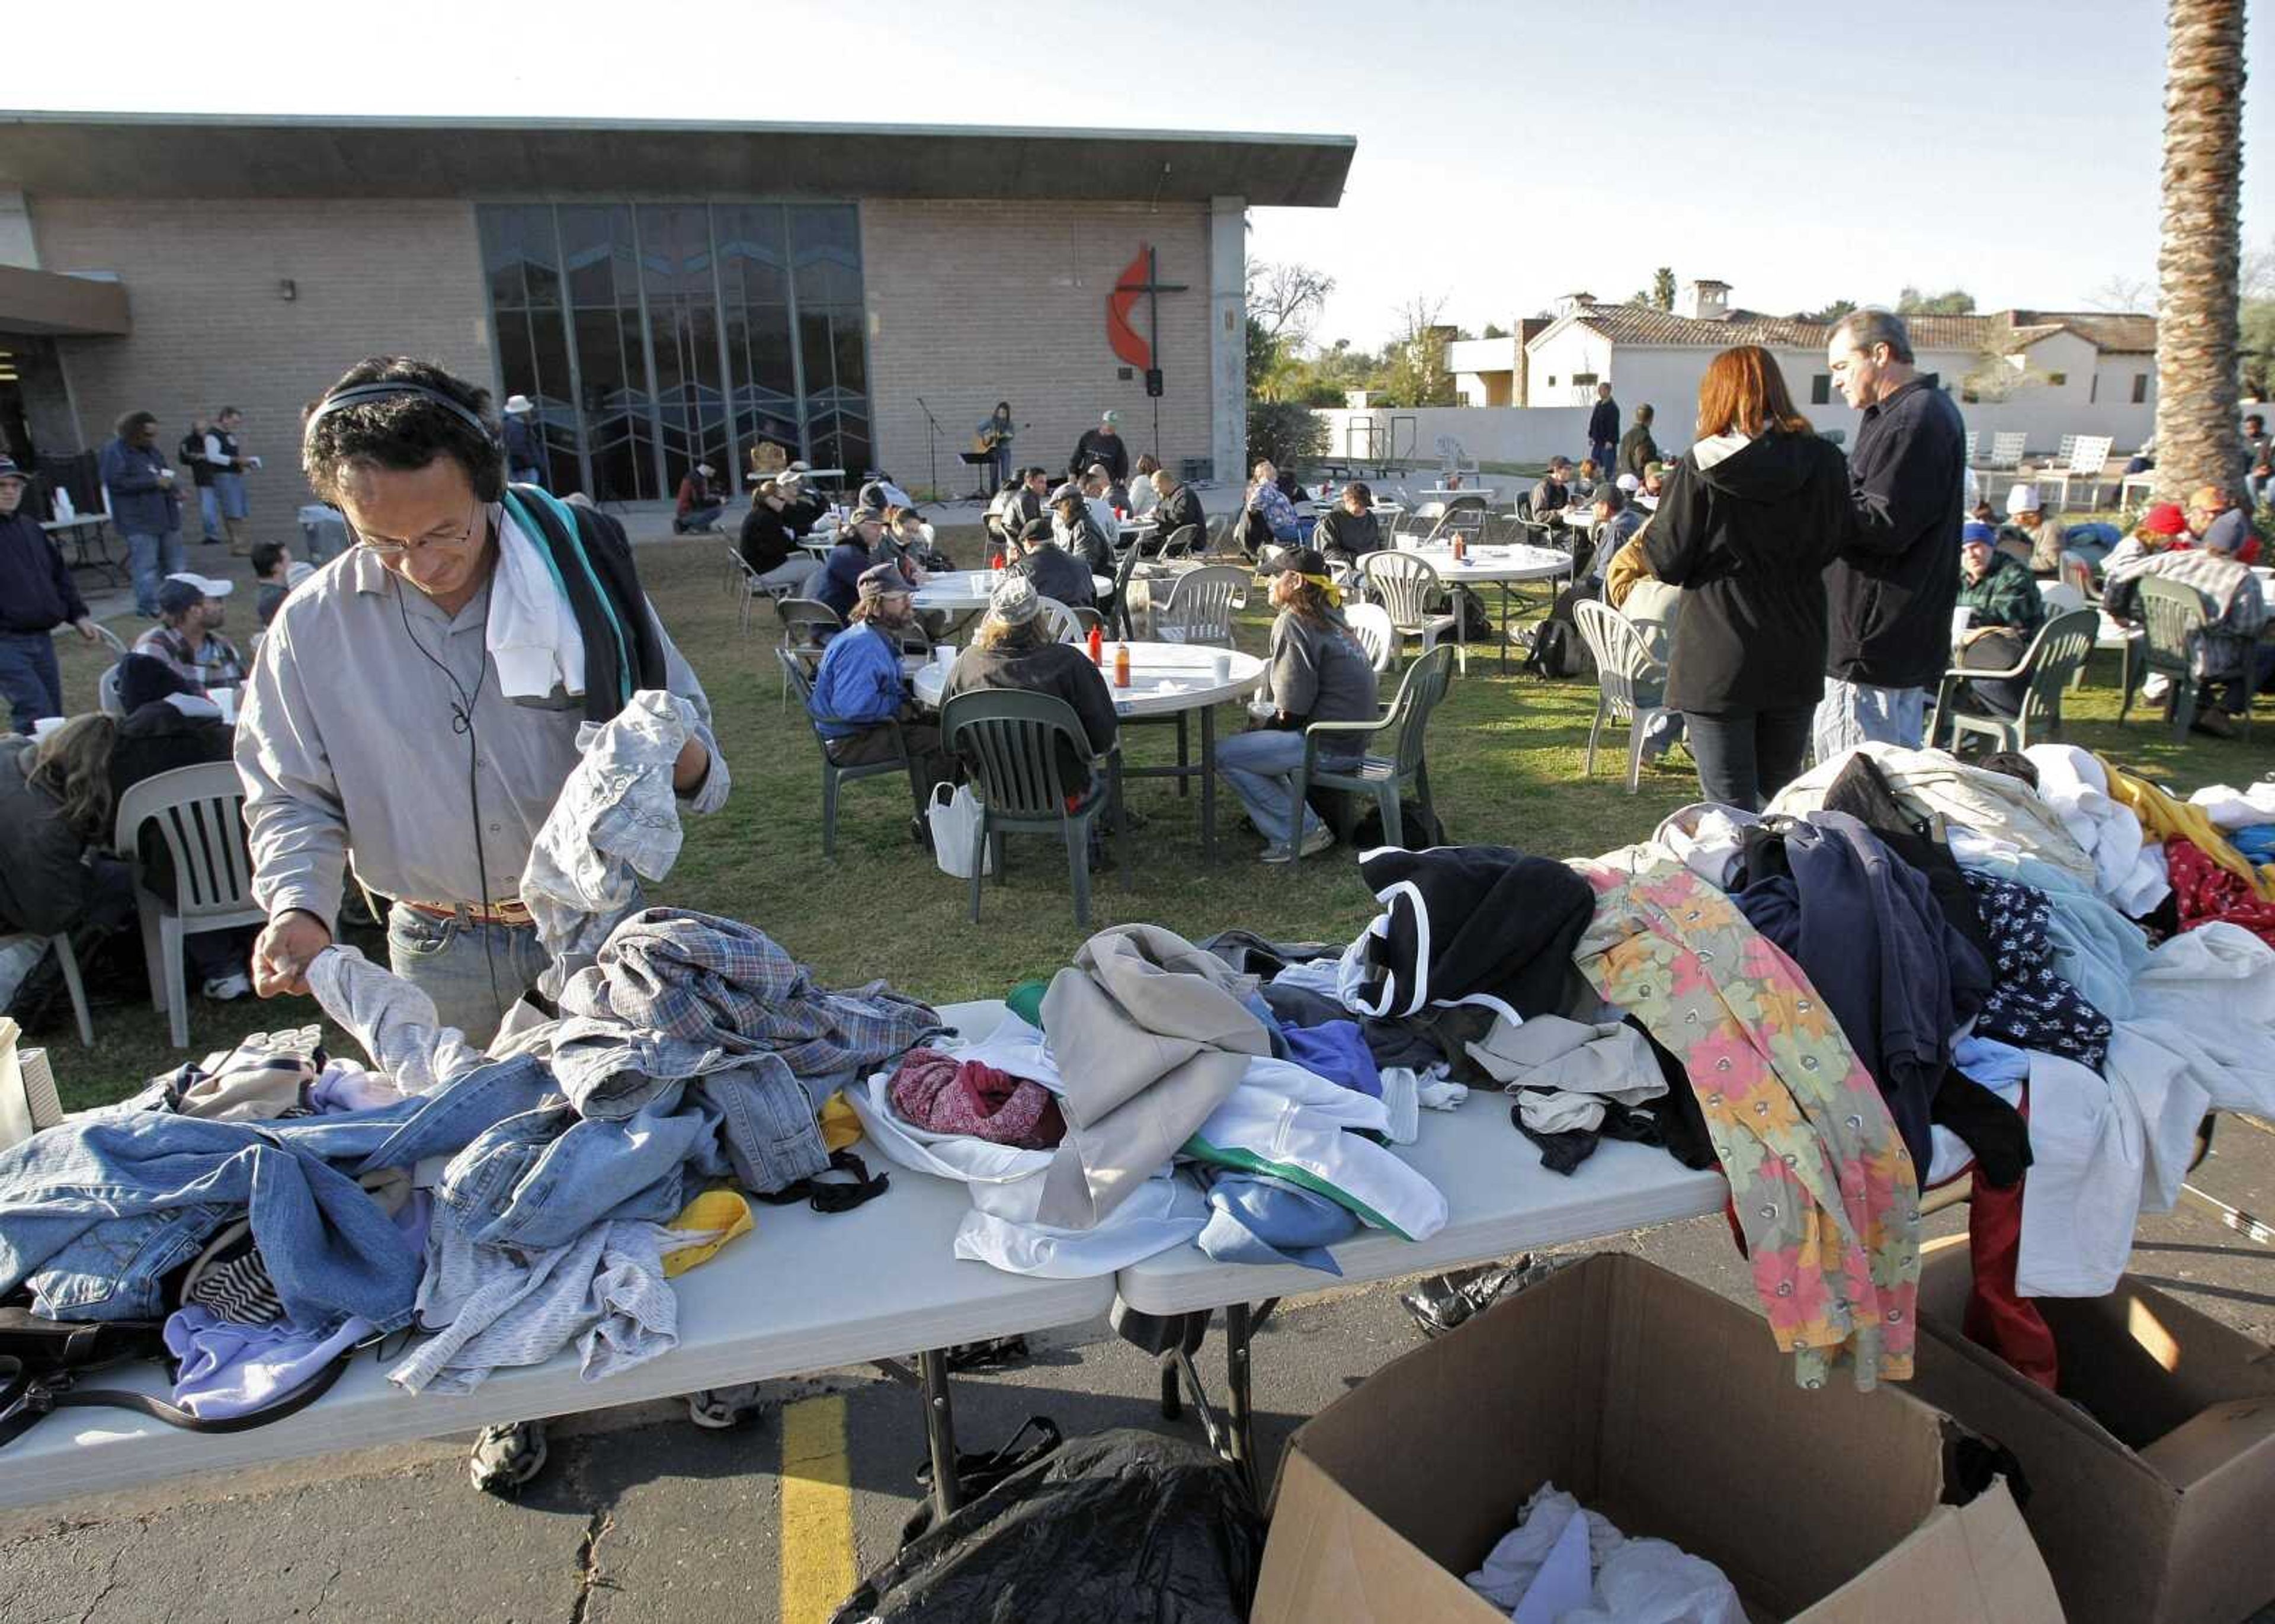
[501, 395, 544, 489]
[101, 409, 185, 619]
[0, 456, 100, 733]
[238, 356, 727, 1495]
[805, 560, 954, 835]
[1069, 410, 1129, 485]
[134, 573, 245, 694]
[1818, 308, 1966, 755]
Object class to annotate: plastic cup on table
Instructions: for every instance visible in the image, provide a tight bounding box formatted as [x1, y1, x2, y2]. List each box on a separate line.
[1213, 653, 1232, 683]
[934, 643, 955, 670]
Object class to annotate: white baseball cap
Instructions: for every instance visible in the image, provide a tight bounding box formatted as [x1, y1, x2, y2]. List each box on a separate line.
[2005, 482, 2040, 515]
[1101, 410, 1121, 426]
[164, 571, 235, 598]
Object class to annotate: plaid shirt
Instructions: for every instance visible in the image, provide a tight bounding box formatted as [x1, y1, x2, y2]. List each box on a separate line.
[132, 623, 245, 693]
[2107, 547, 2268, 679]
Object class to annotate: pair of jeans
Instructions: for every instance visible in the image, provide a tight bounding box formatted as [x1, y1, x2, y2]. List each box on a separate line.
[214, 470, 249, 522]
[387, 905, 551, 1049]
[1217, 728, 1327, 848]
[1811, 679, 1927, 761]
[675, 504, 726, 532]
[0, 1055, 550, 1327]
[1683, 706, 1815, 813]
[2201, 643, 2275, 716]
[0, 629, 63, 733]
[1590, 438, 1617, 473]
[124, 527, 187, 617]
[197, 484, 225, 542]
[829, 720, 954, 813]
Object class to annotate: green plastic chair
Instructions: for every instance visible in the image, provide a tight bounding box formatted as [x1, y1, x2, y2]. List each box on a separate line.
[1929, 609, 2099, 754]
[778, 648, 916, 861]
[2119, 576, 2213, 742]
[940, 690, 1126, 925]
[1288, 643, 1456, 853]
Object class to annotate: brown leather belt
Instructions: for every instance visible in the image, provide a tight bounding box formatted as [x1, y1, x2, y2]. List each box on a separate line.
[396, 898, 536, 928]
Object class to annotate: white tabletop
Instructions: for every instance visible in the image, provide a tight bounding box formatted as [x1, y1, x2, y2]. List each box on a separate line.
[1117, 1078, 1728, 1315]
[2, 1002, 1112, 1510]
[912, 640, 1263, 718]
[41, 515, 108, 533]
[1420, 486, 1494, 501]
[1399, 543, 1574, 584]
[912, 569, 1114, 613]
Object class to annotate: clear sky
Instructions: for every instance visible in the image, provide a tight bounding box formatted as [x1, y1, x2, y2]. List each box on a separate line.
[15, 0, 2268, 348]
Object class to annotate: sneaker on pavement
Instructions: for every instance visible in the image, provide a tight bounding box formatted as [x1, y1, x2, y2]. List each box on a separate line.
[687, 1383, 770, 1430]
[468, 1420, 549, 1494]
[202, 972, 252, 1001]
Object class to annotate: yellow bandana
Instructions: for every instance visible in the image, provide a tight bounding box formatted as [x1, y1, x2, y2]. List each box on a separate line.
[1300, 571, 1344, 607]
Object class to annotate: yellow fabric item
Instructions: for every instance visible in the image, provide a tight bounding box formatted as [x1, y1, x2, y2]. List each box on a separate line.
[819, 1091, 862, 1152]
[1603, 531, 1654, 610]
[1299, 571, 1344, 608]
[660, 1190, 754, 1278]
[2100, 760, 2275, 901]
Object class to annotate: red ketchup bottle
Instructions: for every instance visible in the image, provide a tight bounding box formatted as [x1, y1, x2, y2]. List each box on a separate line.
[1087, 623, 1104, 665]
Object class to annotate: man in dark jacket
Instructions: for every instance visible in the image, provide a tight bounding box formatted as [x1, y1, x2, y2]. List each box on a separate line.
[1009, 517, 1095, 607]
[0, 457, 101, 733]
[1818, 309, 1966, 756]
[1068, 411, 1130, 483]
[738, 480, 810, 592]
[100, 410, 184, 619]
[1587, 383, 1620, 473]
[816, 509, 885, 620]
[1617, 405, 1660, 481]
[1149, 469, 1206, 548]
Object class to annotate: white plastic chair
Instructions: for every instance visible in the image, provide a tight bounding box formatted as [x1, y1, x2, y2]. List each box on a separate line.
[1153, 565, 1246, 649]
[2037, 581, 2088, 617]
[2043, 435, 2116, 511]
[1571, 601, 1670, 793]
[97, 664, 126, 719]
[0, 933, 91, 1046]
[1360, 552, 1467, 674]
[1343, 601, 1396, 674]
[113, 761, 266, 1049]
[1035, 596, 1084, 644]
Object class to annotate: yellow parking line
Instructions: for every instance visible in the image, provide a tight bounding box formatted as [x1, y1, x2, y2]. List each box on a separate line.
[779, 1394, 857, 1623]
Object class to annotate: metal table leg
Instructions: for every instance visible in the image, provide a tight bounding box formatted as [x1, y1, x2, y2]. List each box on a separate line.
[1200, 706, 1217, 863]
[1222, 1298, 1278, 1496]
[919, 1346, 963, 1520]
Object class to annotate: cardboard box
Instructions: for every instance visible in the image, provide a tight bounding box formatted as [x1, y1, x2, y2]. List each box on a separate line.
[1910, 1249, 2275, 1624]
[1253, 1252, 2059, 1623]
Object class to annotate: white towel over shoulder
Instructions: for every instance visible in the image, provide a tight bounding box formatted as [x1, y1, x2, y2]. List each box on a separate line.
[488, 506, 589, 703]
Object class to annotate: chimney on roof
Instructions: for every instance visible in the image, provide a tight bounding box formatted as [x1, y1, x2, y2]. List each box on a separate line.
[1555, 292, 1596, 319]
[1681, 279, 1731, 321]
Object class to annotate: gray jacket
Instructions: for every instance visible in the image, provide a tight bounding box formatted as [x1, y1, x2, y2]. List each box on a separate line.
[1264, 611, 1380, 751]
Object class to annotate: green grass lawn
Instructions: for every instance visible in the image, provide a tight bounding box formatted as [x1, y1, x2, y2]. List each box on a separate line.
[32, 528, 2273, 1110]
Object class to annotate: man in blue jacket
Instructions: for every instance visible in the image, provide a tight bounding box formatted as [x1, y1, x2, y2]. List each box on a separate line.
[808, 562, 954, 836]
[99, 410, 185, 618]
[1587, 382, 1620, 473]
[0, 457, 101, 731]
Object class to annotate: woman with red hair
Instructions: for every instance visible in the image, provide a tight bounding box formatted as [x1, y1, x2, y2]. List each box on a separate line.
[1640, 345, 1851, 811]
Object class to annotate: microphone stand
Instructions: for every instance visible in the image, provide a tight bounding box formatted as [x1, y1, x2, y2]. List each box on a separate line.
[915, 396, 944, 502]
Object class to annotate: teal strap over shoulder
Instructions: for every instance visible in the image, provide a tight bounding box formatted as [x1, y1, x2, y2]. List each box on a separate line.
[500, 485, 635, 707]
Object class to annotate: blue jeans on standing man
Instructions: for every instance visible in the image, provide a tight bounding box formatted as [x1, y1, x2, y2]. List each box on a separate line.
[0, 630, 63, 733]
[197, 483, 225, 543]
[124, 526, 186, 617]
[387, 905, 553, 1050]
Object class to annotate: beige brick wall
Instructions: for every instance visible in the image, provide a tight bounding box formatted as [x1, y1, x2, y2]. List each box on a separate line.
[860, 199, 1215, 494]
[30, 197, 494, 517]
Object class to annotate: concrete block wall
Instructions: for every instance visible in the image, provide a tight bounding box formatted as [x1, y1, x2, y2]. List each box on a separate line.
[860, 198, 1214, 495]
[30, 197, 494, 517]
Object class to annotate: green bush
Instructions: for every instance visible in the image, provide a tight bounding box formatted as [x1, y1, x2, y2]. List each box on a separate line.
[1248, 399, 1328, 473]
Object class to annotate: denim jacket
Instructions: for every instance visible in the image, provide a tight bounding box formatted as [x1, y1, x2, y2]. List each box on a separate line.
[0, 1056, 552, 1330]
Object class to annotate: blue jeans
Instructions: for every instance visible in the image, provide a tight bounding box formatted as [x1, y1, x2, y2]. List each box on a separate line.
[1590, 439, 1617, 472]
[387, 905, 550, 1049]
[214, 470, 249, 521]
[1217, 728, 1324, 848]
[1684, 706, 1815, 813]
[1812, 680, 1927, 762]
[124, 527, 186, 617]
[0, 630, 63, 733]
[197, 484, 225, 542]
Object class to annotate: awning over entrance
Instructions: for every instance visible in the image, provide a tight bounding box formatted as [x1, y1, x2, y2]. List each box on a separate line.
[0, 263, 130, 337]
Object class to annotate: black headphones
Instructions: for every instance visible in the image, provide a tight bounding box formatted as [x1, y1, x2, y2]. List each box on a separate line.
[304, 382, 503, 449]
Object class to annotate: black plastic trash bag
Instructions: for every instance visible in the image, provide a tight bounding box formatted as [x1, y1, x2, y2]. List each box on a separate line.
[829, 1428, 1264, 1624]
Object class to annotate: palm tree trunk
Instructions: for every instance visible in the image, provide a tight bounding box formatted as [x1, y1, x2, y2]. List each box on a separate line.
[2151, 0, 2248, 506]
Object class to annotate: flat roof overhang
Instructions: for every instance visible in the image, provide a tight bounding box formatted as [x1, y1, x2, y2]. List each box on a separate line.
[0, 113, 1354, 207]
[0, 262, 129, 336]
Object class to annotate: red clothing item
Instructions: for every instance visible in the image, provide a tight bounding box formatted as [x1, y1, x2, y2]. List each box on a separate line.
[2168, 836, 2275, 950]
[1961, 1162, 2058, 1390]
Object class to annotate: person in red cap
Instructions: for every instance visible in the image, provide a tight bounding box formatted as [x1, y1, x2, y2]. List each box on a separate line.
[2098, 502, 2191, 578]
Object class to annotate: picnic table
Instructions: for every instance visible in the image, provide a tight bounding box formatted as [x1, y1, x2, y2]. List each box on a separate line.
[43, 515, 124, 588]
[912, 641, 1262, 861]
[1397, 542, 1574, 672]
[0, 1002, 1112, 1521]
[911, 569, 1114, 614]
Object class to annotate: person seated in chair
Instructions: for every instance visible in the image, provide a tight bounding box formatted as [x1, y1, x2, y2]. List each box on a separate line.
[1127, 454, 1162, 518]
[1314, 482, 1386, 574]
[1150, 468, 1206, 550]
[1244, 460, 1301, 559]
[806, 564, 956, 837]
[944, 574, 1119, 796]
[133, 574, 245, 695]
[1009, 516, 1096, 608]
[1637, 460, 1668, 511]
[1215, 548, 1380, 864]
[1049, 492, 1116, 583]
[2187, 483, 2259, 565]
[739, 479, 813, 594]
[0, 717, 135, 997]
[2103, 511, 2270, 737]
[816, 508, 886, 620]
[1951, 523, 2047, 721]
[1995, 483, 2069, 578]
[1079, 466, 1123, 543]
[777, 467, 831, 537]
[1528, 457, 1574, 518]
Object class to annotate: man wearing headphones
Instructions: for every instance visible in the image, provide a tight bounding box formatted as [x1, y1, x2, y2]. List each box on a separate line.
[235, 357, 730, 1494]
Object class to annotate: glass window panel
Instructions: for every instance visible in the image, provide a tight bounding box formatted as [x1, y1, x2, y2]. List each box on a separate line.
[831, 312, 867, 397]
[789, 204, 861, 306]
[558, 204, 635, 309]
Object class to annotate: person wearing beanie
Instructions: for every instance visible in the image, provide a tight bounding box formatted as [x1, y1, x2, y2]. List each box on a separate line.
[1008, 514, 1097, 607]
[1949, 521, 2047, 721]
[806, 560, 954, 830]
[817, 507, 887, 620]
[1215, 546, 1379, 863]
[944, 574, 1120, 792]
[132, 574, 245, 695]
[2104, 503, 2270, 737]
[1995, 482, 2070, 577]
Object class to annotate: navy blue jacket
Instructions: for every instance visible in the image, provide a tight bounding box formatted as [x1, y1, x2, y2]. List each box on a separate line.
[99, 436, 182, 537]
[1827, 373, 1966, 689]
[0, 511, 88, 635]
